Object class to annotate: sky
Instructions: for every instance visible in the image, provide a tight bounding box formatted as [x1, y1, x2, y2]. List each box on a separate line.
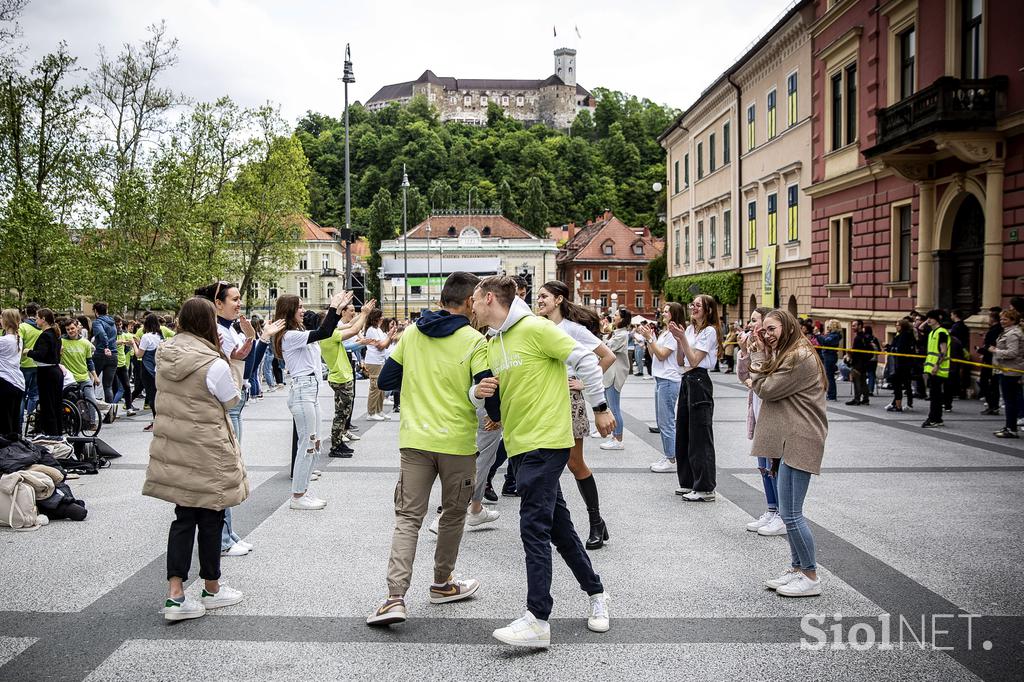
[17, 0, 794, 125]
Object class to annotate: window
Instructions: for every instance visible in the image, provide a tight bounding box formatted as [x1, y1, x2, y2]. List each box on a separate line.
[248, 283, 259, 300]
[583, 269, 592, 282]
[697, 220, 704, 261]
[322, 253, 330, 270]
[618, 269, 626, 282]
[268, 282, 278, 299]
[599, 269, 609, 282]
[517, 95, 524, 107]
[653, 295, 661, 310]
[845, 64, 858, 145]
[501, 95, 509, 106]
[830, 73, 843, 150]
[899, 27, 915, 99]
[829, 216, 853, 284]
[603, 241, 614, 256]
[299, 281, 308, 299]
[747, 201, 757, 250]
[723, 122, 731, 164]
[697, 142, 704, 180]
[480, 95, 488, 106]
[787, 185, 799, 242]
[583, 294, 591, 306]
[709, 133, 716, 172]
[767, 89, 777, 139]
[464, 94, 472, 107]
[830, 64, 857, 150]
[747, 104, 756, 151]
[684, 153, 690, 187]
[767, 193, 778, 245]
[633, 243, 644, 255]
[411, 285, 422, 295]
[710, 215, 717, 259]
[685, 225, 690, 263]
[723, 210, 732, 256]
[298, 255, 308, 270]
[962, 0, 983, 79]
[599, 294, 608, 307]
[635, 293, 644, 309]
[326, 282, 334, 299]
[674, 159, 680, 193]
[674, 228, 680, 266]
[787, 72, 798, 126]
[897, 204, 913, 281]
[635, 269, 644, 281]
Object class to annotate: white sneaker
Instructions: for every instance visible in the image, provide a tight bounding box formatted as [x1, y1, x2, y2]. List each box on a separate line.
[764, 569, 803, 590]
[681, 490, 715, 502]
[367, 413, 386, 422]
[341, 434, 351, 443]
[384, 397, 393, 405]
[776, 574, 822, 597]
[383, 413, 393, 421]
[674, 487, 692, 496]
[492, 612, 551, 648]
[220, 543, 249, 557]
[235, 539, 254, 551]
[466, 508, 500, 527]
[162, 596, 205, 621]
[345, 432, 361, 441]
[649, 458, 677, 473]
[587, 592, 610, 633]
[310, 472, 321, 481]
[289, 495, 326, 510]
[589, 429, 601, 439]
[757, 513, 788, 536]
[746, 511, 774, 532]
[201, 584, 244, 609]
[428, 514, 440, 535]
[599, 439, 624, 450]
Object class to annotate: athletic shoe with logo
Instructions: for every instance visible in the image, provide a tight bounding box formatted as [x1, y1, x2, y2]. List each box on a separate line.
[681, 490, 715, 502]
[921, 420, 944, 428]
[675, 487, 693, 496]
[367, 413, 386, 422]
[745, 510, 774, 532]
[201, 584, 244, 609]
[289, 495, 326, 510]
[483, 484, 498, 504]
[764, 569, 802, 590]
[161, 596, 205, 621]
[599, 439, 624, 450]
[587, 592, 610, 633]
[492, 612, 550, 648]
[757, 513, 787, 536]
[649, 458, 676, 473]
[366, 597, 407, 626]
[345, 431, 361, 441]
[220, 543, 249, 557]
[429, 576, 480, 604]
[776, 574, 822, 597]
[466, 508, 499, 527]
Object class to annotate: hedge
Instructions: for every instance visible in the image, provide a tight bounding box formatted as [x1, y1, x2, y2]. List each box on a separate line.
[663, 271, 743, 306]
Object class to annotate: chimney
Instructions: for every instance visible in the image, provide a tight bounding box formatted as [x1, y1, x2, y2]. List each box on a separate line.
[603, 210, 612, 221]
[568, 222, 576, 239]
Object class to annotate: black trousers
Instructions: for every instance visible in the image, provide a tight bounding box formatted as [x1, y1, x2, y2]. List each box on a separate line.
[115, 366, 134, 409]
[928, 375, 946, 423]
[0, 377, 24, 435]
[131, 358, 146, 400]
[94, 354, 117, 403]
[851, 365, 869, 402]
[676, 368, 716, 492]
[980, 367, 1000, 411]
[36, 366, 63, 436]
[892, 366, 913, 405]
[166, 505, 225, 581]
[142, 370, 157, 417]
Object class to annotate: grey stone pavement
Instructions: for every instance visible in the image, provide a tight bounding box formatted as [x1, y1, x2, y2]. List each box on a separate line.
[1, 371, 1022, 681]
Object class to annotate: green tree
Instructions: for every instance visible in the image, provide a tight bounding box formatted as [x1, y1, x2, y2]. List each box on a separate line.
[366, 186, 394, 300]
[428, 179, 452, 211]
[497, 178, 518, 222]
[520, 176, 548, 236]
[0, 184, 77, 308]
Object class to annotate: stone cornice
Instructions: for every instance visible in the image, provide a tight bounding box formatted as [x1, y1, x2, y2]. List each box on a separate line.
[682, 81, 736, 130]
[734, 17, 810, 89]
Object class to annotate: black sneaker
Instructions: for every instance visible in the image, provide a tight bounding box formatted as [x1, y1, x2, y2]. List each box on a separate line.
[845, 399, 861, 406]
[994, 428, 1020, 439]
[885, 404, 903, 413]
[501, 482, 518, 497]
[483, 484, 498, 503]
[921, 420, 944, 429]
[329, 443, 354, 458]
[981, 408, 1000, 416]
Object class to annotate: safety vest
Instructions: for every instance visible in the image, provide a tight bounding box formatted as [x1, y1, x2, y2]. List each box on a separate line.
[924, 326, 950, 378]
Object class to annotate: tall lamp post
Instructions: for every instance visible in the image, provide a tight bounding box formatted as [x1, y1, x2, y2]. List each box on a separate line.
[342, 44, 355, 290]
[401, 165, 410, 319]
[425, 224, 432, 311]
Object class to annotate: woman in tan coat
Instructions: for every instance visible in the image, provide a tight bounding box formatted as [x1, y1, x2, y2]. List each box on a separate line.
[143, 297, 249, 621]
[744, 309, 828, 598]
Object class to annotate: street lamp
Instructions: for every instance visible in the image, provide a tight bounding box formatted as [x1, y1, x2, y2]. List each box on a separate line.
[342, 44, 355, 290]
[425, 224, 432, 311]
[611, 292, 618, 310]
[401, 165, 410, 319]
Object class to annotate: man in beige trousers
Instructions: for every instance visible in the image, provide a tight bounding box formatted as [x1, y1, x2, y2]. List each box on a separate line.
[366, 272, 500, 626]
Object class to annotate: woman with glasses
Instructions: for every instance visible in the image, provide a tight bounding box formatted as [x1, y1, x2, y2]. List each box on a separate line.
[639, 303, 686, 473]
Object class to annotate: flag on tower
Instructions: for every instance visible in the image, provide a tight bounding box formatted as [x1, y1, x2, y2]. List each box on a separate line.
[575, 25, 582, 39]
[553, 25, 557, 37]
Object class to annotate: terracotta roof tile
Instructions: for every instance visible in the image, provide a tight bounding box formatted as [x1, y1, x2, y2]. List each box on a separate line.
[406, 214, 541, 240]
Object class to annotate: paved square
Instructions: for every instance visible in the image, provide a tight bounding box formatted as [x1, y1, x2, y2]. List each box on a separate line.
[1, 373, 1021, 681]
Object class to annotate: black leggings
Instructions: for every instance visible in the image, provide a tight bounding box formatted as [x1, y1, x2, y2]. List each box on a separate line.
[0, 377, 24, 435]
[892, 365, 913, 406]
[115, 366, 134, 409]
[142, 369, 157, 417]
[166, 505, 224, 581]
[36, 366, 64, 436]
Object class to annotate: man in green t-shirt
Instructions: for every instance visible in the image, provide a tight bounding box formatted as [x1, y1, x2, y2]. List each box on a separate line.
[366, 273, 495, 628]
[59, 318, 99, 402]
[321, 299, 376, 457]
[18, 302, 42, 415]
[471, 275, 613, 649]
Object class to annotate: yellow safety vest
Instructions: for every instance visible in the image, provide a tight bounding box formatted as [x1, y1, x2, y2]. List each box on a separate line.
[925, 326, 950, 378]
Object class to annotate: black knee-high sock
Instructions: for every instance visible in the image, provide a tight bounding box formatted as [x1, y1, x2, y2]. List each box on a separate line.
[576, 475, 601, 522]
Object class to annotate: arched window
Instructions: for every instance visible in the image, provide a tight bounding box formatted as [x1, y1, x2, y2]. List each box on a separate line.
[482, 226, 491, 236]
[447, 226, 456, 237]
[602, 240, 614, 256]
[459, 227, 481, 246]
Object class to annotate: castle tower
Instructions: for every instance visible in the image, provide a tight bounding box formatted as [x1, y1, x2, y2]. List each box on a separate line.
[554, 47, 576, 87]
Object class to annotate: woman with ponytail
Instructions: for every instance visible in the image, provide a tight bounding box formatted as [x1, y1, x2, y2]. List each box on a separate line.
[536, 281, 616, 550]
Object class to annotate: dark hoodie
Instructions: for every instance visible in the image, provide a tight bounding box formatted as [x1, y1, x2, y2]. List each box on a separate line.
[92, 315, 118, 357]
[378, 309, 500, 421]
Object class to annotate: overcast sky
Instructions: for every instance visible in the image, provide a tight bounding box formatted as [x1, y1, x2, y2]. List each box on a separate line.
[19, 0, 792, 124]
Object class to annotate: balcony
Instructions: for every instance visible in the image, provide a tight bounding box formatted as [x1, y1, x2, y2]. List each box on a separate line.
[867, 76, 1007, 157]
[321, 267, 338, 278]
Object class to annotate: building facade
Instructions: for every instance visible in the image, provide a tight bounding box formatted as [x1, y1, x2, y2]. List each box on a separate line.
[366, 49, 594, 129]
[378, 212, 558, 318]
[555, 212, 665, 318]
[806, 0, 1023, 342]
[660, 1, 815, 322]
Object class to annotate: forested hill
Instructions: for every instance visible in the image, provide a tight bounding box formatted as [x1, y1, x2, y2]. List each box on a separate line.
[294, 88, 679, 241]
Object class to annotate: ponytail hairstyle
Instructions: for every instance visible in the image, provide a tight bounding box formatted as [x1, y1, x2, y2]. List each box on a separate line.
[37, 308, 56, 327]
[615, 307, 631, 330]
[758, 309, 827, 391]
[1, 309, 21, 350]
[195, 280, 238, 305]
[665, 302, 686, 327]
[540, 280, 601, 336]
[177, 297, 228, 362]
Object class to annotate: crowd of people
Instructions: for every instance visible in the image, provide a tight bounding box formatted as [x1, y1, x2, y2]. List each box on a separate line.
[3, 277, 1022, 646]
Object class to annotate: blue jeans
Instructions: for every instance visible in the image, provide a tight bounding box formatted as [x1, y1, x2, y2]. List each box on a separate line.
[633, 345, 646, 375]
[222, 390, 248, 550]
[604, 385, 623, 438]
[261, 352, 277, 389]
[515, 448, 603, 621]
[654, 378, 680, 459]
[21, 367, 38, 416]
[288, 374, 322, 495]
[757, 456, 778, 511]
[777, 461, 815, 570]
[823, 356, 837, 400]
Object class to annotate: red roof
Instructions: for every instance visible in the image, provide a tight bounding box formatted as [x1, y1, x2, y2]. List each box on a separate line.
[407, 214, 540, 240]
[557, 212, 663, 263]
[298, 216, 339, 241]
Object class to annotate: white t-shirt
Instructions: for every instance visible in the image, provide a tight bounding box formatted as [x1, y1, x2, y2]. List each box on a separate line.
[684, 324, 719, 370]
[651, 331, 681, 382]
[206, 358, 240, 403]
[139, 333, 161, 352]
[217, 322, 245, 357]
[281, 329, 322, 378]
[363, 326, 388, 365]
[0, 333, 25, 391]
[558, 319, 601, 379]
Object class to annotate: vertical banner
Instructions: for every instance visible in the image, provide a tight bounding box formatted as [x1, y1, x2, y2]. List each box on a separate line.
[761, 245, 777, 307]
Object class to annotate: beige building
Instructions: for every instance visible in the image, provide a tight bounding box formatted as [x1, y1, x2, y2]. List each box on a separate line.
[659, 0, 814, 322]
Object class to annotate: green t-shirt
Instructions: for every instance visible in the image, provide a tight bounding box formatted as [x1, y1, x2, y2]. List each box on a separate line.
[135, 325, 175, 340]
[61, 337, 93, 382]
[390, 323, 489, 455]
[321, 329, 354, 385]
[486, 315, 576, 457]
[19, 322, 41, 368]
[116, 332, 133, 368]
